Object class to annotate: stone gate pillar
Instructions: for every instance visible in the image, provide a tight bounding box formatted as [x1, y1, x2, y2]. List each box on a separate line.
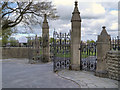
[42, 14, 50, 62]
[95, 26, 111, 77]
[33, 35, 40, 60]
[71, 1, 81, 70]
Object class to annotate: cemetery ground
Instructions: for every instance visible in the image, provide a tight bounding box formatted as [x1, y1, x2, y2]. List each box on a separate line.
[2, 58, 118, 88]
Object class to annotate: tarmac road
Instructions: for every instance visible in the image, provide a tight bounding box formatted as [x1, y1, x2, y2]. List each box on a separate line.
[2, 59, 79, 88]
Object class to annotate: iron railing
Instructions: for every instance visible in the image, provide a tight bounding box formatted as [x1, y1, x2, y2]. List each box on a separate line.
[80, 41, 97, 71]
[111, 36, 120, 51]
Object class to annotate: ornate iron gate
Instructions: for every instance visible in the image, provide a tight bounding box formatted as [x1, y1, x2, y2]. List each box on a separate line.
[80, 42, 97, 71]
[52, 31, 71, 72]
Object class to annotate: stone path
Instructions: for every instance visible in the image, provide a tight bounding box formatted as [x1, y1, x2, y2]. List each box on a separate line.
[58, 70, 118, 88]
[2, 59, 79, 88]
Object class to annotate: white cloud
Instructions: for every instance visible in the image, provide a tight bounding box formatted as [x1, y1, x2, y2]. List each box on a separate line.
[110, 10, 118, 16]
[92, 3, 105, 15]
[63, 23, 71, 28]
[14, 1, 118, 41]
[110, 23, 118, 30]
[80, 3, 106, 19]
[50, 2, 118, 41]
[84, 3, 105, 15]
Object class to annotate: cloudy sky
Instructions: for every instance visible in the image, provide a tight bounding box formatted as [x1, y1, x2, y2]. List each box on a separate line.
[12, 0, 119, 42]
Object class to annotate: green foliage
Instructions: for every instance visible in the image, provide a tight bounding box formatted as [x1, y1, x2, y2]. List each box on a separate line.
[56, 53, 70, 58]
[8, 37, 18, 47]
[86, 40, 95, 44]
[1, 28, 13, 46]
[81, 51, 97, 58]
[50, 38, 54, 43]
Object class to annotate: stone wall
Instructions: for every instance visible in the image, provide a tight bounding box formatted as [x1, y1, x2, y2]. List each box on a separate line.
[106, 51, 120, 81]
[1, 47, 29, 59]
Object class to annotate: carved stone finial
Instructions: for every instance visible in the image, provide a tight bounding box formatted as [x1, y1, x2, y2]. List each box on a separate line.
[42, 14, 49, 29]
[44, 14, 47, 19]
[100, 26, 108, 36]
[43, 14, 47, 23]
[75, 1, 78, 7]
[71, 1, 81, 22]
[102, 26, 106, 29]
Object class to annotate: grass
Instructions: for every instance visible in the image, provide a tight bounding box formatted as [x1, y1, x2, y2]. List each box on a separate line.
[56, 53, 70, 58]
[81, 51, 97, 58]
[33, 48, 97, 58]
[54, 51, 97, 58]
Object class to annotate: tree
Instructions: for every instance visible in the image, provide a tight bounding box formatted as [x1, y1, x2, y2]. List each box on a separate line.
[1, 28, 13, 46]
[86, 40, 95, 44]
[50, 37, 54, 43]
[2, 1, 59, 30]
[86, 40, 90, 44]
[90, 40, 95, 43]
[9, 37, 19, 47]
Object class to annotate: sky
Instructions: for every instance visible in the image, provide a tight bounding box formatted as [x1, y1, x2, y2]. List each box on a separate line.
[11, 0, 119, 42]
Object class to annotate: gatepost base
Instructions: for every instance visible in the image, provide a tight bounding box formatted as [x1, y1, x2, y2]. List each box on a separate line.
[70, 64, 80, 71]
[95, 70, 108, 78]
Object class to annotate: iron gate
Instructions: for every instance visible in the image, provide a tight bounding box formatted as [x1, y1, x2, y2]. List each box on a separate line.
[52, 31, 71, 72]
[80, 42, 97, 71]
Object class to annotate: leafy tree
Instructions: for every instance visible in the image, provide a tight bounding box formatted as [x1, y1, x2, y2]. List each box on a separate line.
[8, 37, 18, 47]
[50, 37, 54, 43]
[86, 40, 95, 44]
[90, 40, 95, 43]
[1, 1, 59, 46]
[86, 40, 90, 44]
[2, 1, 59, 30]
[1, 28, 13, 46]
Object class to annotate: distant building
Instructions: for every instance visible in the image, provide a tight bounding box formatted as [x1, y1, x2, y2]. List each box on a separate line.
[18, 36, 28, 47]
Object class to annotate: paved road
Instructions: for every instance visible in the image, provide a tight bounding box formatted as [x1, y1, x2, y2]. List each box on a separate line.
[2, 59, 79, 88]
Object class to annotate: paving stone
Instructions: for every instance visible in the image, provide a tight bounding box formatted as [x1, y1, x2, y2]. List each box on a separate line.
[58, 70, 118, 88]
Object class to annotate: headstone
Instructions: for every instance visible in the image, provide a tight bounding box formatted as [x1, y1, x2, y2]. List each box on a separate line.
[95, 26, 111, 77]
[42, 14, 50, 62]
[70, 1, 81, 70]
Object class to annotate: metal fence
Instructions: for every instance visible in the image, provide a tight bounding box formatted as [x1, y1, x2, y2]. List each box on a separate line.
[80, 42, 97, 71]
[111, 36, 120, 51]
[52, 31, 71, 72]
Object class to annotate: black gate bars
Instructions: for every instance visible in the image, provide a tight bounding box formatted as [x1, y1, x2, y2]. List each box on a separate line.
[52, 31, 71, 72]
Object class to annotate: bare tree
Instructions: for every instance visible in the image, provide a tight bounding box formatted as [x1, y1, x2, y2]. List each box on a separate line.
[2, 0, 59, 30]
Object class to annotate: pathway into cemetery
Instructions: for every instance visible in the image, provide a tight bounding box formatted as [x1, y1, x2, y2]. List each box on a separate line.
[2, 59, 79, 88]
[2, 58, 118, 88]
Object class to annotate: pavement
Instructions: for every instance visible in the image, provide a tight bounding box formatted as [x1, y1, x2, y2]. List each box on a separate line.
[58, 70, 119, 88]
[2, 59, 79, 88]
[2, 58, 119, 88]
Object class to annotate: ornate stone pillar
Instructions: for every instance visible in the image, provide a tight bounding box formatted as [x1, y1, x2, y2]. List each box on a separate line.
[71, 1, 81, 70]
[42, 14, 50, 62]
[95, 26, 111, 77]
[34, 35, 40, 60]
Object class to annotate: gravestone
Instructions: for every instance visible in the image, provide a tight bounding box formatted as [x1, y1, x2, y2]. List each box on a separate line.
[70, 1, 81, 70]
[95, 26, 111, 77]
[42, 14, 50, 62]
